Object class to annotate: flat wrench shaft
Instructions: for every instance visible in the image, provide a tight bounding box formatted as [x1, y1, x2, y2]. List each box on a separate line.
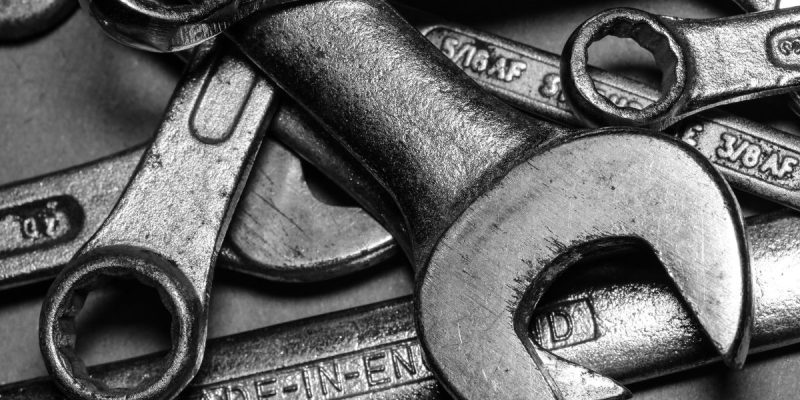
[423, 24, 800, 212]
[1, 210, 797, 398]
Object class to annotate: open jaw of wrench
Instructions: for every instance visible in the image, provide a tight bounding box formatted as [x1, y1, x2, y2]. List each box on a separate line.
[0, 0, 77, 41]
[85, 0, 759, 398]
[423, 23, 800, 212]
[39, 40, 279, 400]
[4, 209, 800, 399]
[560, 7, 800, 129]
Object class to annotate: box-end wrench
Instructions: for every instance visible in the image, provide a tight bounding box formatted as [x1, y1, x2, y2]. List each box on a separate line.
[421, 23, 800, 212]
[560, 7, 800, 129]
[0, 0, 76, 41]
[3, 210, 800, 399]
[38, 40, 279, 400]
[88, 1, 752, 398]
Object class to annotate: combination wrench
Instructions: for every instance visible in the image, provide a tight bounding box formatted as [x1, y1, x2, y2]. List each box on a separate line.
[2, 209, 800, 398]
[560, 7, 800, 129]
[422, 22, 800, 212]
[84, 1, 752, 399]
[39, 41, 279, 400]
[0, 113, 394, 288]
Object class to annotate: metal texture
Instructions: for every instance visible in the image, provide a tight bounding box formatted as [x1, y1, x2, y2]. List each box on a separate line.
[0, 133, 394, 288]
[76, 0, 300, 52]
[0, 0, 77, 41]
[4, 209, 800, 398]
[422, 23, 800, 212]
[731, 0, 800, 116]
[216, 1, 751, 399]
[39, 42, 278, 400]
[560, 7, 800, 129]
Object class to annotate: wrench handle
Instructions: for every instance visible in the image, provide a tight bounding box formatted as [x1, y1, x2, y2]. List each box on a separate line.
[230, 0, 570, 261]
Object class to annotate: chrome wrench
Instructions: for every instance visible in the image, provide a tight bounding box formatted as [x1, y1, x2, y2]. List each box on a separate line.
[0, 114, 394, 288]
[39, 40, 278, 400]
[4, 209, 800, 399]
[561, 7, 800, 129]
[0, 0, 77, 41]
[422, 23, 800, 212]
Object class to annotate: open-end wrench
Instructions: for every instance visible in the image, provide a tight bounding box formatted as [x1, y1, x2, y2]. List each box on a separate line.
[560, 7, 800, 129]
[86, 1, 752, 399]
[421, 23, 800, 212]
[38, 41, 280, 400]
[0, 0, 77, 41]
[3, 210, 800, 399]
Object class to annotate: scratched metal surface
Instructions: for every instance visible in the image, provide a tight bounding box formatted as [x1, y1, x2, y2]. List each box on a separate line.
[0, 0, 799, 399]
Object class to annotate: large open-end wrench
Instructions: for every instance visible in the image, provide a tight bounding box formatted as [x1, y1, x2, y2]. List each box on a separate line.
[83, 1, 752, 399]
[38, 41, 279, 400]
[560, 7, 800, 129]
[4, 210, 800, 398]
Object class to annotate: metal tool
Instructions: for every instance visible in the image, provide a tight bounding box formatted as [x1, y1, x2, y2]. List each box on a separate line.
[560, 7, 800, 129]
[732, 0, 800, 116]
[0, 0, 77, 41]
[422, 23, 800, 212]
[4, 209, 800, 399]
[0, 85, 393, 289]
[39, 41, 279, 400]
[83, 1, 757, 399]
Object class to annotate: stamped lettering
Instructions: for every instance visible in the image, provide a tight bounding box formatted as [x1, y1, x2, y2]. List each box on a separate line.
[530, 298, 598, 350]
[680, 121, 800, 188]
[0, 196, 84, 257]
[769, 26, 800, 68]
[196, 339, 431, 400]
[440, 36, 528, 83]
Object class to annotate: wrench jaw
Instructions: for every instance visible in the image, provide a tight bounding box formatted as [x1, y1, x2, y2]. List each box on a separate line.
[39, 247, 206, 400]
[560, 8, 688, 130]
[417, 131, 752, 400]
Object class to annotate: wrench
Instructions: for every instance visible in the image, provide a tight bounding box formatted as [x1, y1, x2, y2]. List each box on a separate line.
[85, 1, 752, 399]
[560, 7, 800, 129]
[0, 0, 77, 41]
[3, 209, 799, 398]
[422, 23, 800, 212]
[39, 40, 279, 400]
[0, 77, 394, 288]
[731, 0, 800, 116]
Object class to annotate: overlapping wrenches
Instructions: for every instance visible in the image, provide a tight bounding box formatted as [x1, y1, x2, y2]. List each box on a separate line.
[0, 115, 394, 288]
[78, 1, 759, 399]
[560, 7, 800, 129]
[39, 41, 279, 400]
[5, 209, 800, 399]
[421, 23, 800, 212]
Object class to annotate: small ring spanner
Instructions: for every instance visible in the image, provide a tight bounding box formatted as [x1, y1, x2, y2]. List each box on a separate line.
[39, 41, 278, 400]
[560, 7, 800, 129]
[0, 0, 77, 41]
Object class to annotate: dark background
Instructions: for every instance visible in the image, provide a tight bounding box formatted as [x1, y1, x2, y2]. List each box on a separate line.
[1, 0, 797, 398]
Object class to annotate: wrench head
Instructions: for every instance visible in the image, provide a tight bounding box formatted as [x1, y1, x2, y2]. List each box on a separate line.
[417, 131, 751, 400]
[227, 139, 396, 282]
[560, 8, 688, 130]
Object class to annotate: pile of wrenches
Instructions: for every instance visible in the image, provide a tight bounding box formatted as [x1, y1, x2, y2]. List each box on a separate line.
[5, 0, 800, 399]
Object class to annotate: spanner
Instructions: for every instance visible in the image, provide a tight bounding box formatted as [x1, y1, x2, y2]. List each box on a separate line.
[421, 23, 800, 212]
[560, 7, 800, 129]
[86, 1, 752, 399]
[0, 0, 77, 41]
[731, 0, 800, 116]
[39, 40, 279, 400]
[3, 210, 800, 398]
